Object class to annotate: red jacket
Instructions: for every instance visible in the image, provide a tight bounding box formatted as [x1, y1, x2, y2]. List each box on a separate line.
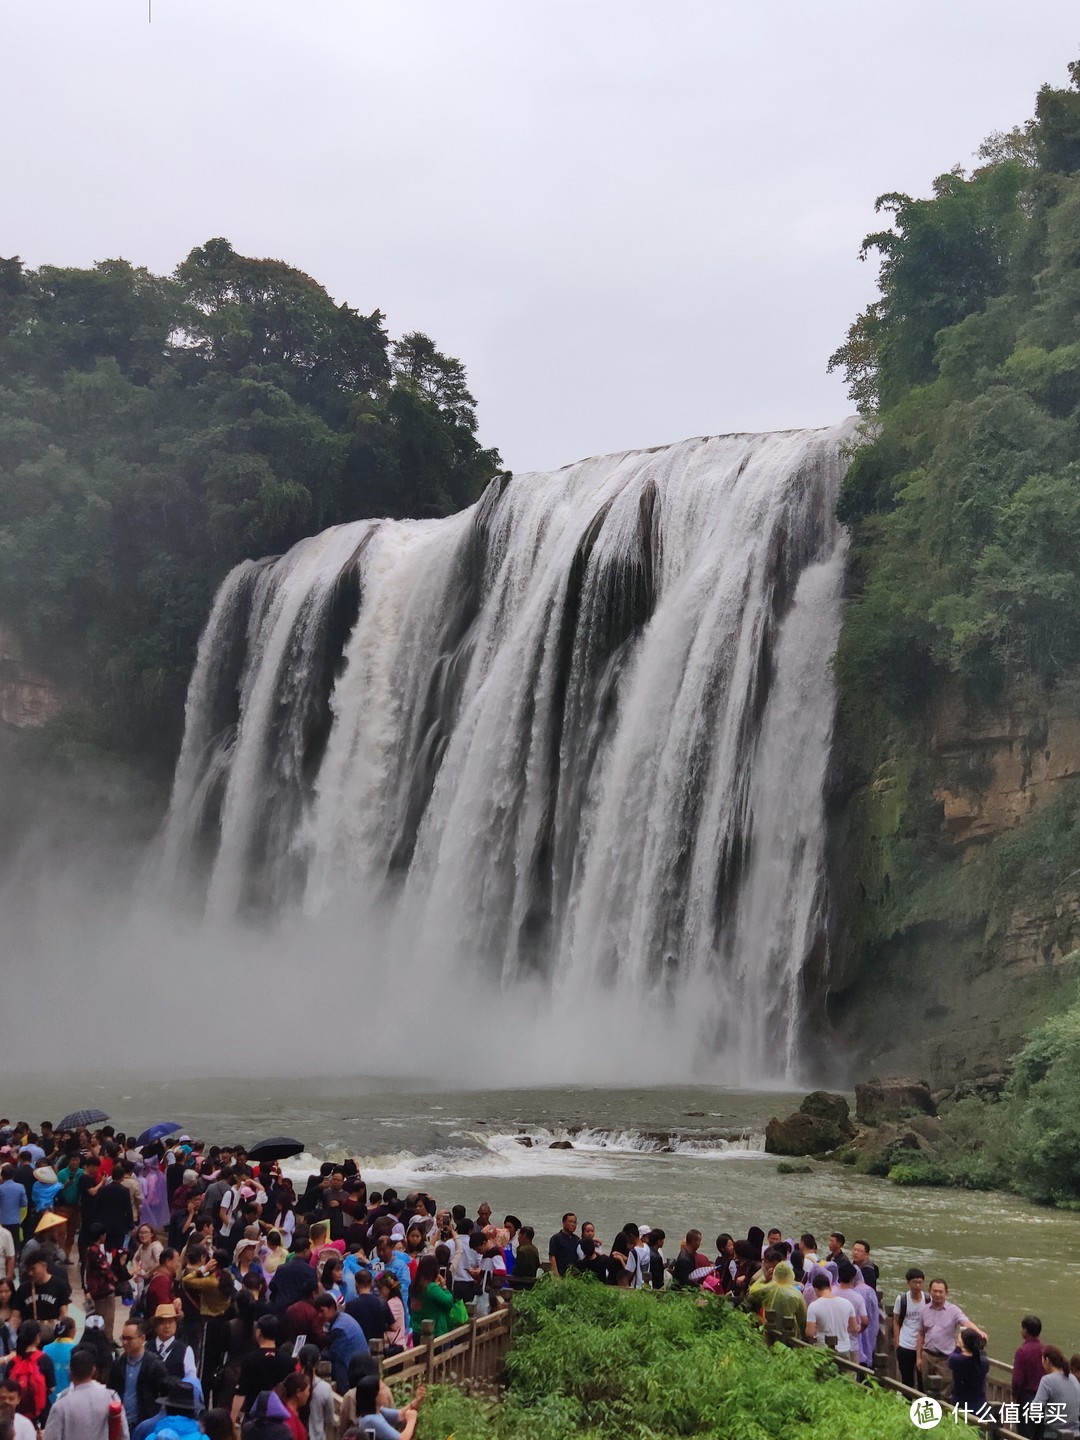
[1012, 1335, 1044, 1400]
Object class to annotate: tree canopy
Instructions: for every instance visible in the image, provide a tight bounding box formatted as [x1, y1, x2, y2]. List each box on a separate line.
[827, 57, 1080, 997]
[0, 240, 501, 758]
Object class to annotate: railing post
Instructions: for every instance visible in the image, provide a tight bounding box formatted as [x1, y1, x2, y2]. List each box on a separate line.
[763, 1307, 777, 1344]
[466, 1300, 478, 1382]
[369, 1337, 383, 1380]
[422, 1318, 436, 1383]
[780, 1314, 797, 1347]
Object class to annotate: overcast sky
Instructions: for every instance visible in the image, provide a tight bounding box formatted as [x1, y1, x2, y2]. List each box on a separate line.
[4, 2, 1078, 473]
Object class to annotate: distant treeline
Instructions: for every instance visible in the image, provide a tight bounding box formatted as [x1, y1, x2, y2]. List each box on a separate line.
[0, 239, 501, 758]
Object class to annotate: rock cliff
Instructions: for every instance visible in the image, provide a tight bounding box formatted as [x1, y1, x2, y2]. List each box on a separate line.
[0, 622, 64, 728]
[825, 678, 1080, 1086]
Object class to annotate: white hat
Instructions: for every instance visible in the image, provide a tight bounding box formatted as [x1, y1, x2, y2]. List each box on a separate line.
[390, 1223, 406, 1242]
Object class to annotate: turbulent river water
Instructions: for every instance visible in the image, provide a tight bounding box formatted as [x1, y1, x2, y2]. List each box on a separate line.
[6, 1075, 1078, 1353]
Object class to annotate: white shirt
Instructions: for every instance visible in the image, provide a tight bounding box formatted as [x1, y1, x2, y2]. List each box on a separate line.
[893, 1290, 928, 1350]
[13, 1413, 36, 1440]
[631, 1243, 650, 1290]
[807, 1294, 856, 1354]
[0, 1225, 14, 1277]
[451, 1237, 480, 1285]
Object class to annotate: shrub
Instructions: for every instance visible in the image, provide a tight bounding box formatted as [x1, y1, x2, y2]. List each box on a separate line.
[415, 1280, 921, 1440]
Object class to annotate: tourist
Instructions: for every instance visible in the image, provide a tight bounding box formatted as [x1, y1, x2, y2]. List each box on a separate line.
[805, 1272, 858, 1356]
[749, 1260, 806, 1337]
[144, 1252, 182, 1319]
[42, 1317, 77, 1402]
[267, 1242, 316, 1315]
[239, 1391, 290, 1440]
[137, 1380, 201, 1440]
[646, 1229, 667, 1290]
[138, 1162, 170, 1241]
[671, 1231, 708, 1289]
[844, 1260, 880, 1368]
[109, 1321, 169, 1430]
[232, 1316, 292, 1422]
[277, 1373, 308, 1440]
[375, 1273, 409, 1354]
[893, 1267, 928, 1389]
[408, 1257, 454, 1343]
[84, 1226, 123, 1338]
[0, 1281, 15, 1358]
[345, 1270, 389, 1345]
[1033, 1347, 1080, 1437]
[352, 1373, 425, 1440]
[42, 1346, 128, 1440]
[54, 1159, 84, 1254]
[148, 1306, 199, 1390]
[0, 1371, 37, 1440]
[948, 1327, 989, 1410]
[851, 1240, 878, 1290]
[131, 1227, 163, 1304]
[715, 1235, 737, 1292]
[314, 1297, 367, 1392]
[510, 1227, 540, 1288]
[0, 1171, 26, 1253]
[293, 1348, 333, 1440]
[371, 1237, 410, 1315]
[1012, 1314, 1045, 1423]
[5, 1322, 56, 1427]
[12, 1256, 69, 1328]
[546, 1215, 580, 1280]
[19, 1214, 69, 1285]
[825, 1232, 847, 1276]
[916, 1279, 987, 1393]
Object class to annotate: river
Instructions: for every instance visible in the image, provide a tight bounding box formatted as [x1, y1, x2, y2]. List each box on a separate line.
[7, 1075, 1077, 1356]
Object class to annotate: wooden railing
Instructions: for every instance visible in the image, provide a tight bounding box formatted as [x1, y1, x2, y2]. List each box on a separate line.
[762, 1306, 1025, 1440]
[369, 1300, 514, 1391]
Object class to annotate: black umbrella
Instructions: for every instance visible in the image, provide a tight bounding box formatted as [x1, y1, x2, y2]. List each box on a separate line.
[247, 1137, 305, 1162]
[57, 1109, 109, 1131]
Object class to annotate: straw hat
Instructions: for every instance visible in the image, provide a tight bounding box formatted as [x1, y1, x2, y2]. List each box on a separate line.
[33, 1167, 59, 1186]
[35, 1211, 67, 1233]
[152, 1305, 180, 1323]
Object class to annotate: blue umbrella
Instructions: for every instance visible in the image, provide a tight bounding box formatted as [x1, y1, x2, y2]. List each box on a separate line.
[57, 1109, 109, 1131]
[137, 1122, 182, 1147]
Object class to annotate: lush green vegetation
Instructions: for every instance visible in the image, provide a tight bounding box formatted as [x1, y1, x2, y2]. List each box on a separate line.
[0, 240, 500, 759]
[875, 962, 1080, 1205]
[412, 1280, 916, 1440]
[828, 59, 1080, 991]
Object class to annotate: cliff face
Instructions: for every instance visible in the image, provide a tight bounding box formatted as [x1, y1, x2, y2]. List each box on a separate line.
[826, 679, 1080, 1086]
[0, 622, 64, 728]
[931, 684, 1080, 852]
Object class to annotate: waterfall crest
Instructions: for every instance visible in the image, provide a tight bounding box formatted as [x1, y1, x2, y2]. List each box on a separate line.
[162, 422, 855, 1082]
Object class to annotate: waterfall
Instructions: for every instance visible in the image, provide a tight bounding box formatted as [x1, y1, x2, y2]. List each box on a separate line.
[161, 421, 855, 1083]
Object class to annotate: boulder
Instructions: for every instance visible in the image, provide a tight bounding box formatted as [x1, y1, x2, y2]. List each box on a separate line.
[799, 1091, 855, 1135]
[855, 1079, 937, 1125]
[515, 1136, 534, 1148]
[764, 1111, 846, 1156]
[548, 1139, 574, 1150]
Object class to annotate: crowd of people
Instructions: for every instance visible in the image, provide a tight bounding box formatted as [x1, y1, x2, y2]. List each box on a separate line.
[0, 1119, 1076, 1440]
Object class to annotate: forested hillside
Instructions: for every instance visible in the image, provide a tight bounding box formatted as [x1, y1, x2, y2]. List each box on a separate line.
[0, 240, 500, 758]
[828, 59, 1080, 1075]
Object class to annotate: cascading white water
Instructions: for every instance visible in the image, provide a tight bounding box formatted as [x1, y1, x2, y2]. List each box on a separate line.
[162, 421, 856, 1082]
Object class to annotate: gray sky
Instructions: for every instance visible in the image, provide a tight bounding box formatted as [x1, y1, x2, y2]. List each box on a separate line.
[4, 2, 1078, 473]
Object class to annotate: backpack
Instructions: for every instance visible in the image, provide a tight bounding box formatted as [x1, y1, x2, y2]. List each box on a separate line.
[8, 1351, 47, 1420]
